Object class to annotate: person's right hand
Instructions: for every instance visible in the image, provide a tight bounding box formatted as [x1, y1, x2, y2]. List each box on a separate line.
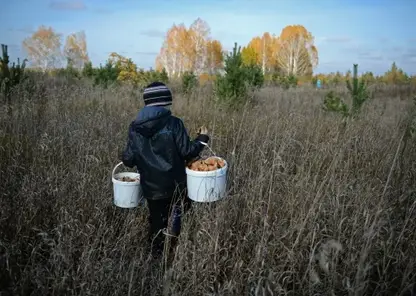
[198, 126, 208, 135]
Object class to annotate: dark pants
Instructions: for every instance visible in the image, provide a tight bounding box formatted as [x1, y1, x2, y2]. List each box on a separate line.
[146, 188, 192, 256]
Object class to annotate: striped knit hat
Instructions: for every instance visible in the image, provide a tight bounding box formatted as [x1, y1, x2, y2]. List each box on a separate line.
[143, 82, 172, 107]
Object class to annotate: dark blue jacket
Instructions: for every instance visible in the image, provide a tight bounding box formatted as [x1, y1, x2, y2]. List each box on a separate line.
[121, 106, 209, 200]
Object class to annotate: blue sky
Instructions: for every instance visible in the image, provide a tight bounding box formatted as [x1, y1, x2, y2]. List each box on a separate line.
[1, 0, 415, 75]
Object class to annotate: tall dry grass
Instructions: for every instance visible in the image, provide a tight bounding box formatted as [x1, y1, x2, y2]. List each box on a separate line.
[1, 78, 415, 296]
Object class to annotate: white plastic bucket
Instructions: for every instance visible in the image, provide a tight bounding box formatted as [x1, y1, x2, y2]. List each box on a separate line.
[111, 162, 143, 208]
[185, 157, 228, 202]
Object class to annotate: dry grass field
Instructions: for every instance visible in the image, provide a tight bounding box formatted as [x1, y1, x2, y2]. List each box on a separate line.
[1, 79, 415, 295]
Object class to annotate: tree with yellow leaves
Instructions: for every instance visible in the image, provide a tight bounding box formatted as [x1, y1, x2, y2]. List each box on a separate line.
[189, 18, 210, 74]
[22, 25, 62, 71]
[155, 18, 223, 78]
[63, 31, 89, 69]
[155, 24, 189, 77]
[205, 39, 224, 74]
[241, 46, 259, 67]
[276, 25, 318, 76]
[108, 52, 141, 86]
[241, 32, 279, 73]
[382, 62, 409, 84]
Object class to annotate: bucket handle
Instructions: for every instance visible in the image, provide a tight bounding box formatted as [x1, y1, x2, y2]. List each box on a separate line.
[199, 141, 217, 157]
[112, 162, 124, 178]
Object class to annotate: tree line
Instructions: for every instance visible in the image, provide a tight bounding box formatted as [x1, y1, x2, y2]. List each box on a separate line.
[1, 17, 415, 87]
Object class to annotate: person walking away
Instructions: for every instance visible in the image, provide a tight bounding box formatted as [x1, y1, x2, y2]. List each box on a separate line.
[120, 81, 209, 257]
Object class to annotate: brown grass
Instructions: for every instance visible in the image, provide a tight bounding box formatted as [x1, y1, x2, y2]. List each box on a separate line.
[1, 79, 415, 296]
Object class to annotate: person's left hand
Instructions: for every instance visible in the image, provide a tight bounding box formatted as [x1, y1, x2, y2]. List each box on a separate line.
[198, 126, 208, 135]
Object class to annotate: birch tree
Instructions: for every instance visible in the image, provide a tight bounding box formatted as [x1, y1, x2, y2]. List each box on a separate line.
[241, 32, 279, 73]
[22, 26, 62, 70]
[63, 31, 89, 69]
[155, 18, 223, 78]
[276, 25, 318, 76]
[189, 17, 210, 74]
[206, 40, 224, 74]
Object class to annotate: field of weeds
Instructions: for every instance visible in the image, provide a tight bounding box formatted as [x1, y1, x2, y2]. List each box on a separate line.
[1, 79, 415, 296]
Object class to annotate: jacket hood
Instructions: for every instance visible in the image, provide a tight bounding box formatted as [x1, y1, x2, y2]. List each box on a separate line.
[132, 106, 171, 138]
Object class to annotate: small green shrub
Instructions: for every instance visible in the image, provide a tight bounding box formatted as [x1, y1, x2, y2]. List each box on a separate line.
[347, 64, 371, 115]
[272, 73, 298, 89]
[53, 59, 82, 80]
[182, 71, 198, 94]
[215, 42, 264, 105]
[93, 61, 120, 88]
[323, 63, 371, 118]
[82, 61, 95, 78]
[81, 60, 120, 88]
[323, 91, 349, 117]
[159, 68, 169, 84]
[245, 64, 264, 90]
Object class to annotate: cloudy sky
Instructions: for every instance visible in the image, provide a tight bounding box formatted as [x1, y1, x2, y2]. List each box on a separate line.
[1, 0, 415, 75]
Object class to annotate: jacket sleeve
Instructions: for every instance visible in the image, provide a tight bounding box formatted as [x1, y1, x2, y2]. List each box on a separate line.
[173, 118, 209, 161]
[121, 123, 136, 168]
